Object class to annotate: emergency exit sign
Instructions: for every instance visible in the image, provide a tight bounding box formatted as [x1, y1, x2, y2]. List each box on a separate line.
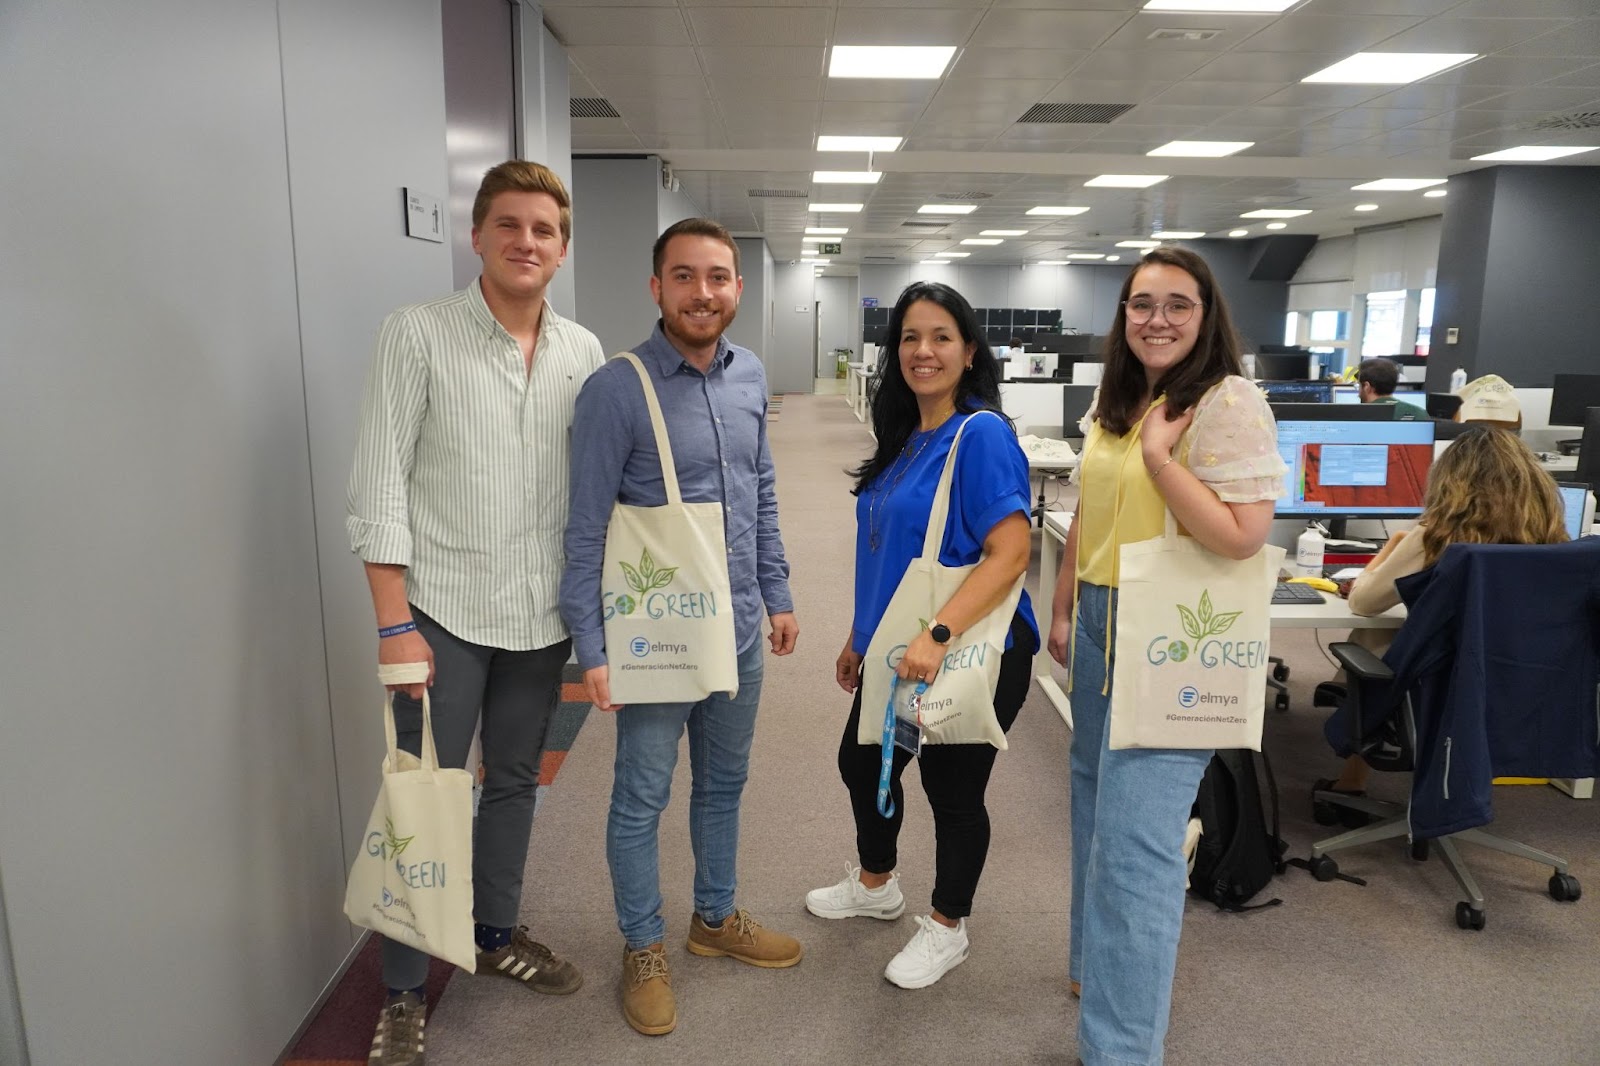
[817, 242, 842, 255]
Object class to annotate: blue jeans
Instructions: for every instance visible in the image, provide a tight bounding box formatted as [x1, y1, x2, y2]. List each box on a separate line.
[607, 639, 765, 950]
[1069, 583, 1212, 1066]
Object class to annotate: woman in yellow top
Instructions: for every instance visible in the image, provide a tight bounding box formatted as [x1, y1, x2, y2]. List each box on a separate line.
[1046, 246, 1286, 1066]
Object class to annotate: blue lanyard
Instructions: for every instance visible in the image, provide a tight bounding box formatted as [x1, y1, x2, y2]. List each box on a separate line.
[877, 675, 927, 818]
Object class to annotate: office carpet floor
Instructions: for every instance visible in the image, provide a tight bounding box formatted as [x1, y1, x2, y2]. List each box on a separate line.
[294, 393, 1600, 1066]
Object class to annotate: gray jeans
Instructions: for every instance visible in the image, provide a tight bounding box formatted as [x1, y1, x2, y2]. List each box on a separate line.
[382, 607, 569, 990]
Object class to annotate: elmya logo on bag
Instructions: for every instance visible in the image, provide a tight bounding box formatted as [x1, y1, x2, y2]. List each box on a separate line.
[1145, 589, 1267, 670]
[602, 548, 720, 622]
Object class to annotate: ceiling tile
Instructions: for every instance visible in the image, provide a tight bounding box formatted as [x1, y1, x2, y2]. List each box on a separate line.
[822, 79, 939, 103]
[1211, 104, 1343, 128]
[1238, 14, 1426, 54]
[1373, 17, 1577, 54]
[697, 46, 827, 78]
[1449, 0, 1597, 14]
[1461, 86, 1600, 112]
[1495, 19, 1600, 59]
[1326, 107, 1448, 133]
[820, 99, 931, 125]
[1041, 79, 1177, 105]
[606, 97, 721, 128]
[1146, 81, 1277, 108]
[969, 9, 1132, 51]
[720, 99, 820, 127]
[1251, 83, 1397, 109]
[929, 78, 1059, 107]
[1295, 0, 1457, 13]
[903, 135, 1001, 151]
[687, 6, 833, 48]
[1066, 49, 1221, 82]
[571, 131, 645, 150]
[832, 6, 985, 47]
[707, 76, 821, 103]
[1099, 14, 1275, 52]
[1424, 55, 1593, 85]
[568, 45, 700, 77]
[650, 129, 733, 149]
[1360, 83, 1520, 110]
[585, 74, 711, 101]
[947, 48, 1089, 80]
[545, 6, 691, 47]
[1114, 103, 1231, 128]
[1538, 63, 1600, 88]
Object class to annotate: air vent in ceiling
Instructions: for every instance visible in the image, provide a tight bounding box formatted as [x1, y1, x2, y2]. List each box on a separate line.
[1525, 111, 1600, 131]
[1017, 102, 1136, 125]
[934, 191, 994, 201]
[1147, 28, 1221, 42]
[570, 97, 621, 119]
[900, 220, 948, 230]
[747, 188, 811, 198]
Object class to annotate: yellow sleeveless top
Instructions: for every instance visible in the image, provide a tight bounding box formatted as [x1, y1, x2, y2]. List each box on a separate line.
[1075, 405, 1186, 589]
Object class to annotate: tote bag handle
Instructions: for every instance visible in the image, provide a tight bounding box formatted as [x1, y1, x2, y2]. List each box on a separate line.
[614, 352, 682, 507]
[920, 411, 1004, 560]
[376, 661, 440, 775]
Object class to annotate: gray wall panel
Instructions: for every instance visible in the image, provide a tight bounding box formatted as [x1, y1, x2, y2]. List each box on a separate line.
[0, 2, 337, 1061]
[772, 263, 818, 390]
[727, 238, 770, 369]
[573, 157, 666, 356]
[531, 19, 577, 318]
[277, 0, 456, 903]
[443, 0, 516, 289]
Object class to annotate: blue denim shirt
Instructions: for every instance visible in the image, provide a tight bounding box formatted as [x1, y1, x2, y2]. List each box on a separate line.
[560, 322, 793, 671]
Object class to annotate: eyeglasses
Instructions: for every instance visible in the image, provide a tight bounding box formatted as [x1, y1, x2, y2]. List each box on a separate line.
[1123, 298, 1202, 326]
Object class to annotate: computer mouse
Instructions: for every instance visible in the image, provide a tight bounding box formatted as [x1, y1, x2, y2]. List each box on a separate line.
[1287, 576, 1340, 594]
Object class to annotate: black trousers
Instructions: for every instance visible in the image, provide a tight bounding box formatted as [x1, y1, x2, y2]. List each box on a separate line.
[837, 614, 1033, 920]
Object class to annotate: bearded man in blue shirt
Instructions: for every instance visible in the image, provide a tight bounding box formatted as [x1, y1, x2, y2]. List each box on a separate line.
[560, 217, 801, 1037]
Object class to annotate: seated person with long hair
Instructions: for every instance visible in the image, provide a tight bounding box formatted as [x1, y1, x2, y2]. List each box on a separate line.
[1319, 425, 1568, 799]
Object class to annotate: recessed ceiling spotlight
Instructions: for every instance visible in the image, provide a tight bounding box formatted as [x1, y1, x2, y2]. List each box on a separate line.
[816, 135, 903, 152]
[1115, 240, 1161, 249]
[1152, 230, 1206, 239]
[813, 171, 882, 184]
[935, 251, 971, 257]
[1354, 203, 1380, 211]
[1302, 52, 1477, 85]
[808, 203, 863, 212]
[1471, 145, 1598, 162]
[961, 238, 1004, 245]
[1026, 206, 1091, 216]
[1351, 177, 1446, 191]
[806, 226, 849, 235]
[918, 204, 978, 214]
[981, 229, 1029, 236]
[829, 46, 957, 80]
[1265, 222, 1288, 230]
[1084, 174, 1169, 188]
[1147, 140, 1254, 157]
[1228, 229, 1249, 237]
[1424, 189, 1448, 198]
[1240, 209, 1311, 218]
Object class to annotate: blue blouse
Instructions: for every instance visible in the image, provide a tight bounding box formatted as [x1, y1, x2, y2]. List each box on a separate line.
[851, 410, 1040, 656]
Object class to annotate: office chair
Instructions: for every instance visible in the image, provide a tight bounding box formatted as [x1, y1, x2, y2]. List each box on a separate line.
[1305, 540, 1600, 930]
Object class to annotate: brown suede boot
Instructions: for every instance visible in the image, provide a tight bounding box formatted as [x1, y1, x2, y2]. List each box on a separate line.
[620, 943, 676, 1036]
[685, 909, 803, 968]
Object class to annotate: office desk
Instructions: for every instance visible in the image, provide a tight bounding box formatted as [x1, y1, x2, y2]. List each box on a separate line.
[1024, 449, 1078, 529]
[845, 362, 874, 422]
[1033, 510, 1402, 731]
[1541, 455, 1578, 476]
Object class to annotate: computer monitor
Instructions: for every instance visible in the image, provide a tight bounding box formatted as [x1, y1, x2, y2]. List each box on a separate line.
[1253, 351, 1314, 380]
[1275, 418, 1435, 519]
[1062, 384, 1097, 438]
[1332, 386, 1361, 405]
[1270, 402, 1394, 422]
[1555, 482, 1595, 541]
[1259, 380, 1332, 404]
[1391, 384, 1424, 396]
[1549, 374, 1600, 426]
[1573, 406, 1600, 493]
[1425, 392, 1463, 419]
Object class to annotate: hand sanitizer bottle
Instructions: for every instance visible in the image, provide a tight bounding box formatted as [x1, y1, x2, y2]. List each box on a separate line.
[1449, 366, 1468, 392]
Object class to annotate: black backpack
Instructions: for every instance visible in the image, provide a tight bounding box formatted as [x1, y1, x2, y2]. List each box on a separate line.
[1189, 749, 1287, 912]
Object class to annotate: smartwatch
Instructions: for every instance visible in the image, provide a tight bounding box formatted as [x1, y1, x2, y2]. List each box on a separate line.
[929, 619, 952, 645]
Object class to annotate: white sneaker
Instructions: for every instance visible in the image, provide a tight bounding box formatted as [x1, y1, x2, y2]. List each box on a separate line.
[805, 864, 905, 920]
[884, 915, 969, 989]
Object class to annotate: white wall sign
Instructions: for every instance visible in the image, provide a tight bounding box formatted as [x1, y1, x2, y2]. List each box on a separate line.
[404, 188, 444, 243]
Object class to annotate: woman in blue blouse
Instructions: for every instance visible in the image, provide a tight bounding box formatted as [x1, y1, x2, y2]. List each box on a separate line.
[806, 281, 1038, 989]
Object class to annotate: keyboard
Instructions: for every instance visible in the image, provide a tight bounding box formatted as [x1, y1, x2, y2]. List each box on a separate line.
[1272, 582, 1326, 605]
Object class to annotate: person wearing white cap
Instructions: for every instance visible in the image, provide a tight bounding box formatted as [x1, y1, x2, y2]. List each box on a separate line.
[1454, 373, 1522, 431]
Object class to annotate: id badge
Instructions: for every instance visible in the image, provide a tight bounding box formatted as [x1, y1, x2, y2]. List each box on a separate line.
[893, 714, 922, 756]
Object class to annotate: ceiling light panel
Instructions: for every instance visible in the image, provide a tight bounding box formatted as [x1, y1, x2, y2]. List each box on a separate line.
[918, 204, 978, 214]
[1265, 222, 1287, 229]
[817, 135, 904, 152]
[1302, 52, 1477, 86]
[1067, 253, 1106, 259]
[1350, 178, 1446, 191]
[1239, 209, 1311, 218]
[1084, 174, 1169, 188]
[1228, 229, 1249, 237]
[1423, 190, 1448, 198]
[1143, 0, 1298, 11]
[1147, 140, 1254, 157]
[813, 171, 882, 184]
[961, 238, 1004, 245]
[980, 230, 1028, 237]
[935, 251, 971, 257]
[1036, 260, 1071, 266]
[1026, 206, 1091, 216]
[809, 203, 863, 212]
[1354, 204, 1379, 211]
[1116, 240, 1161, 249]
[828, 46, 957, 80]
[919, 259, 950, 265]
[1152, 230, 1206, 239]
[1471, 146, 1597, 162]
[805, 227, 849, 235]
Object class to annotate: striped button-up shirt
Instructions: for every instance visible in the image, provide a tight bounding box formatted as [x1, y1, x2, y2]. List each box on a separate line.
[347, 279, 604, 650]
[560, 323, 793, 671]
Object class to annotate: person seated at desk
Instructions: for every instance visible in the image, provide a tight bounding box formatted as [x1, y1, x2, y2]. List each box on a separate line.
[1317, 426, 1568, 801]
[1357, 358, 1426, 419]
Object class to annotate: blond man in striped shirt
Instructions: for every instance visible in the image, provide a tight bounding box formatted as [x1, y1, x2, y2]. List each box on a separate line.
[347, 161, 604, 1066]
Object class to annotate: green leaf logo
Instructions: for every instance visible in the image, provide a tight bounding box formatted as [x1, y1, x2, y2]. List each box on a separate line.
[383, 817, 413, 859]
[620, 549, 677, 596]
[1177, 589, 1241, 640]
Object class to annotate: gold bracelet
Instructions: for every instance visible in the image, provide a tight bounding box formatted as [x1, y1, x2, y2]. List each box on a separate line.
[1152, 455, 1176, 479]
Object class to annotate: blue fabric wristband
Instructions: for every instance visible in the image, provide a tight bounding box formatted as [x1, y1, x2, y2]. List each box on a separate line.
[378, 621, 418, 638]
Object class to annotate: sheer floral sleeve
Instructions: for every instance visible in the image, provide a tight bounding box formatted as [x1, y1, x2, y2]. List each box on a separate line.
[1179, 375, 1287, 503]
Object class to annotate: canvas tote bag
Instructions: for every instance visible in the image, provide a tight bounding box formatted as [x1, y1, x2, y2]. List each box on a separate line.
[344, 662, 477, 971]
[859, 412, 1025, 750]
[601, 353, 739, 705]
[1109, 510, 1285, 751]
